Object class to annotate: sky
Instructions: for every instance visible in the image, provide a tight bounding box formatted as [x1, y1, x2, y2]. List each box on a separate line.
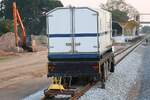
[0, 0, 148, 14]
[60, 0, 150, 22]
[0, 0, 149, 22]
[60, 0, 149, 13]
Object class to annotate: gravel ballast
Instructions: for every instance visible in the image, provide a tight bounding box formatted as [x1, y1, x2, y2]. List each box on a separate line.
[80, 43, 144, 100]
[23, 42, 150, 100]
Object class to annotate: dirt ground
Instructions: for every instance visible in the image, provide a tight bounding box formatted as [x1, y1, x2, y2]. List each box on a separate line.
[0, 45, 129, 100]
[0, 51, 50, 100]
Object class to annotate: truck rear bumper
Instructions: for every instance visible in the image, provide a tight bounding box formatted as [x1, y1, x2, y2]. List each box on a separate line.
[48, 53, 100, 61]
[47, 61, 100, 77]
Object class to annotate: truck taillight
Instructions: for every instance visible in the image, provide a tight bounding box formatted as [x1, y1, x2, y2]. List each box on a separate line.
[48, 64, 55, 71]
[92, 64, 99, 72]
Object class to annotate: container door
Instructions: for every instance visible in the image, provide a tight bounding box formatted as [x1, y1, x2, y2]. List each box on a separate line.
[74, 8, 98, 53]
[47, 9, 72, 53]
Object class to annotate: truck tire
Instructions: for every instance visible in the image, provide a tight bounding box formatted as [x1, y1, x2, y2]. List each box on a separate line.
[101, 61, 109, 89]
[110, 58, 115, 72]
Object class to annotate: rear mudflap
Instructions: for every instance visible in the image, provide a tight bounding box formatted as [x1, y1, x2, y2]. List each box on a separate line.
[47, 61, 99, 77]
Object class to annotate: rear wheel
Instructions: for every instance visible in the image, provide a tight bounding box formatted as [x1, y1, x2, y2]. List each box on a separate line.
[101, 61, 109, 89]
[110, 57, 115, 72]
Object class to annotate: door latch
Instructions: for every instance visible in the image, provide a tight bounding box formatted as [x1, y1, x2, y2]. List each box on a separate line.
[66, 43, 72, 46]
[75, 43, 81, 46]
[49, 46, 54, 48]
[93, 46, 98, 48]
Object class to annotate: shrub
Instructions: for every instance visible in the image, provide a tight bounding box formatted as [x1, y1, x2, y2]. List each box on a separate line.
[0, 18, 14, 35]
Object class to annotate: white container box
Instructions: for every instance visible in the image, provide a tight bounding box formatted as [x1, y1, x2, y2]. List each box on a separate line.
[46, 7, 112, 58]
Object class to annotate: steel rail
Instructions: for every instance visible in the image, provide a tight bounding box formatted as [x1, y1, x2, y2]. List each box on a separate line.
[44, 36, 146, 100]
[69, 36, 146, 100]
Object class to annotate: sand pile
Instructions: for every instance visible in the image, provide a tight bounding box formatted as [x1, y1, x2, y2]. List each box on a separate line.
[0, 32, 47, 54]
[0, 32, 18, 52]
[0, 50, 15, 56]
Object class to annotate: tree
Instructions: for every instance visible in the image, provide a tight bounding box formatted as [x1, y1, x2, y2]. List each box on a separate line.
[0, 18, 14, 35]
[1, 0, 63, 35]
[0, 0, 5, 17]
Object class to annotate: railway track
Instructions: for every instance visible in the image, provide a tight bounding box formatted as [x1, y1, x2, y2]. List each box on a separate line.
[44, 36, 146, 100]
[114, 36, 146, 65]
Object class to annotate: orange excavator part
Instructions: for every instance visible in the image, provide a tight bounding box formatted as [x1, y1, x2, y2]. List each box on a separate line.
[12, 1, 36, 52]
[13, 1, 26, 47]
[16, 9, 26, 46]
[13, 2, 18, 46]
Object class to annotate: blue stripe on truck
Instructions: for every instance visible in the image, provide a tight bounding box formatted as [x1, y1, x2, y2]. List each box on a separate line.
[48, 33, 98, 38]
[48, 53, 100, 59]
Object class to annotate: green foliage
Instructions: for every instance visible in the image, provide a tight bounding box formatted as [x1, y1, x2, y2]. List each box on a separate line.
[141, 26, 150, 34]
[111, 10, 129, 23]
[0, 0, 5, 17]
[2, 0, 63, 35]
[0, 18, 14, 36]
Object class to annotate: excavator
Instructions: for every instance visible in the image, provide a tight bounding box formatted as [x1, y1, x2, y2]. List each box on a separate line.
[13, 1, 36, 52]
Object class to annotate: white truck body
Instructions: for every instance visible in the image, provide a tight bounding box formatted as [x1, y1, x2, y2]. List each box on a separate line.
[47, 7, 112, 56]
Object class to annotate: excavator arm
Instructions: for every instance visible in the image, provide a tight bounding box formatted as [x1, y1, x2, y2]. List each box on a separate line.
[16, 9, 26, 47]
[13, 1, 35, 51]
[13, 2, 18, 46]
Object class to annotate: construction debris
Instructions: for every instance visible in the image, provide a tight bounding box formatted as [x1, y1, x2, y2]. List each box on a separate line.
[0, 32, 47, 55]
[0, 50, 15, 56]
[0, 32, 20, 52]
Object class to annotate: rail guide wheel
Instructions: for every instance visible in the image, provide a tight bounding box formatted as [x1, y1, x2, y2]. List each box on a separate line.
[44, 77, 64, 99]
[44, 77, 75, 99]
[48, 77, 65, 90]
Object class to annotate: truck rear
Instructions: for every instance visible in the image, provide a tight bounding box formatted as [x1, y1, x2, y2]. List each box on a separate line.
[46, 7, 114, 79]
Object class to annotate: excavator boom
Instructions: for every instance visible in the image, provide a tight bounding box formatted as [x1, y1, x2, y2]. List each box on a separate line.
[12, 1, 35, 51]
[16, 9, 26, 47]
[13, 2, 18, 46]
